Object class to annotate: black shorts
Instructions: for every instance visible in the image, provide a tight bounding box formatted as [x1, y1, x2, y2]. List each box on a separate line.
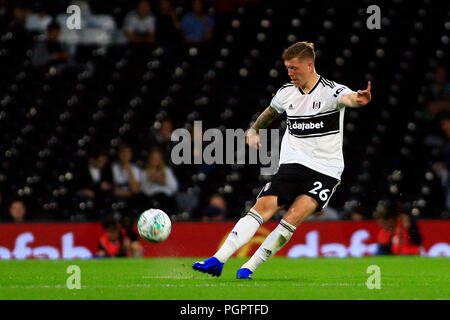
[256, 163, 340, 212]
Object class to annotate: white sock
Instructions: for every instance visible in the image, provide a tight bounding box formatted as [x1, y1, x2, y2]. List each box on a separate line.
[213, 209, 263, 263]
[241, 219, 296, 272]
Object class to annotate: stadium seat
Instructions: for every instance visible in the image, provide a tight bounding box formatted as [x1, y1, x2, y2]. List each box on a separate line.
[1, 1, 448, 220]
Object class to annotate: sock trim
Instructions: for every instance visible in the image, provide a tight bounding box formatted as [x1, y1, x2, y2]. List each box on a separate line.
[247, 209, 263, 225]
[280, 219, 296, 233]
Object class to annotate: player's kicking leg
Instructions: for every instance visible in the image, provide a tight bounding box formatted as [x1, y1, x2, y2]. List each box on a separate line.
[236, 194, 318, 279]
[192, 195, 283, 277]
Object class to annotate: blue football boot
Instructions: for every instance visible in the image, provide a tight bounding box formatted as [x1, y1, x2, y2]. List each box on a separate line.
[192, 257, 224, 277]
[236, 268, 253, 280]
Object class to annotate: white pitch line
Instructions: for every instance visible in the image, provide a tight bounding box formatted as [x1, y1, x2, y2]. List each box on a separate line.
[1, 283, 270, 289]
[141, 275, 200, 279]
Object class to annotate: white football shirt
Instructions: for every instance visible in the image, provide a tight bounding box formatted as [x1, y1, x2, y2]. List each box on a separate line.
[270, 75, 352, 180]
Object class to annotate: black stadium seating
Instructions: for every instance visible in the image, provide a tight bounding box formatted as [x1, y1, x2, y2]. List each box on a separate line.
[0, 0, 449, 221]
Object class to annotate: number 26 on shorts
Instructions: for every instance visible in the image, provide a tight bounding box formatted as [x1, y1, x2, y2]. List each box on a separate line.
[308, 181, 330, 201]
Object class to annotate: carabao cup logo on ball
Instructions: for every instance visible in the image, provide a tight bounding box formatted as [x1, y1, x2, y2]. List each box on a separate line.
[138, 209, 172, 243]
[150, 213, 165, 237]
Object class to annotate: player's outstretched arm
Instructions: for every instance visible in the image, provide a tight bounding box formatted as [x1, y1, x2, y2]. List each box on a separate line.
[340, 81, 372, 108]
[246, 106, 281, 149]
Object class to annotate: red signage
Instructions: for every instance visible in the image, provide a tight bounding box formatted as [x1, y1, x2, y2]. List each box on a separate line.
[142, 220, 450, 258]
[0, 221, 449, 259]
[0, 223, 103, 259]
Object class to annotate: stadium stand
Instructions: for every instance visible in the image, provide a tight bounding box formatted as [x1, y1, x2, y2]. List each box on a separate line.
[0, 0, 449, 222]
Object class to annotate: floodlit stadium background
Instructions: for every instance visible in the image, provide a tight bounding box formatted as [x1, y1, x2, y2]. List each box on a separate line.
[0, 0, 449, 259]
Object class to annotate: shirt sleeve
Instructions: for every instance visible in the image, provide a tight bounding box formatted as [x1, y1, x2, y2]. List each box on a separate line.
[165, 167, 178, 194]
[270, 86, 290, 113]
[333, 83, 352, 110]
[131, 166, 141, 182]
[148, 16, 156, 32]
[111, 163, 119, 184]
[123, 14, 135, 32]
[137, 168, 145, 184]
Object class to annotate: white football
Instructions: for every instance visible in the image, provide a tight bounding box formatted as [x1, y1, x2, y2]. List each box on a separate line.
[137, 209, 172, 243]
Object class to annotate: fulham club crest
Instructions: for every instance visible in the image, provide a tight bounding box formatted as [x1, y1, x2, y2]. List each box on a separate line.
[312, 101, 321, 110]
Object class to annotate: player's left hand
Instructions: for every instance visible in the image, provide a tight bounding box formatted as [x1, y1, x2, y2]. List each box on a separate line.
[246, 129, 261, 150]
[356, 81, 372, 106]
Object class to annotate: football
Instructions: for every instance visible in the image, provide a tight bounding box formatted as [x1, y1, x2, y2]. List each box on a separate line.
[137, 209, 172, 243]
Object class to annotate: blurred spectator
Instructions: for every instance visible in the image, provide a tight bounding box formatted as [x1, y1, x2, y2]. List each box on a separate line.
[31, 21, 69, 69]
[121, 214, 142, 256]
[351, 205, 370, 221]
[112, 144, 141, 199]
[374, 206, 397, 255]
[308, 206, 339, 221]
[9, 4, 31, 30]
[374, 203, 422, 255]
[150, 118, 176, 162]
[175, 186, 200, 218]
[437, 114, 450, 213]
[154, 119, 174, 144]
[0, 0, 6, 19]
[8, 200, 28, 223]
[156, 0, 181, 45]
[180, 0, 214, 45]
[0, 191, 3, 221]
[123, 0, 156, 43]
[24, 2, 52, 33]
[69, 0, 93, 23]
[427, 113, 450, 216]
[140, 148, 179, 214]
[391, 212, 422, 255]
[97, 216, 142, 257]
[213, 0, 241, 14]
[212, 0, 241, 37]
[426, 66, 450, 116]
[72, 0, 117, 47]
[74, 147, 113, 216]
[202, 193, 227, 221]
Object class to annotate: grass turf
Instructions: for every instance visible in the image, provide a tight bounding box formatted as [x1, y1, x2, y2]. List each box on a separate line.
[0, 257, 448, 300]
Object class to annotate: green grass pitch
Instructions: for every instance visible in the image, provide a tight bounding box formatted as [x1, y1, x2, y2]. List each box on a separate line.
[0, 257, 448, 300]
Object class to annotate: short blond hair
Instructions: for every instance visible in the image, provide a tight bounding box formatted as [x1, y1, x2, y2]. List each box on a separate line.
[282, 41, 315, 61]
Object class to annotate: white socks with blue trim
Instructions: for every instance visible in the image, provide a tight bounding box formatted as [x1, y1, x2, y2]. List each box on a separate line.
[241, 219, 296, 272]
[213, 209, 264, 263]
